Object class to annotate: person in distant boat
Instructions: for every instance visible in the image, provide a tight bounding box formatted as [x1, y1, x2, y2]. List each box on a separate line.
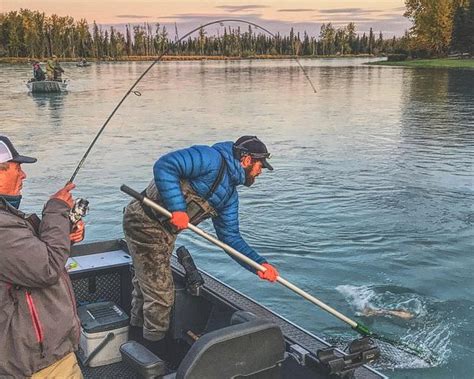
[0, 135, 85, 378]
[53, 57, 65, 81]
[46, 55, 56, 80]
[32, 60, 45, 81]
[123, 136, 278, 344]
[46, 55, 64, 81]
[361, 307, 414, 320]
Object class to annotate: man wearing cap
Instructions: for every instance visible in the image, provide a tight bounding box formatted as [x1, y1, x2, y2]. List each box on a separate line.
[123, 136, 278, 344]
[0, 136, 85, 378]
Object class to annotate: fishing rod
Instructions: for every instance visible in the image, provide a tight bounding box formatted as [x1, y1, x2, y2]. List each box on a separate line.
[120, 184, 433, 365]
[68, 19, 317, 183]
[68, 17, 431, 365]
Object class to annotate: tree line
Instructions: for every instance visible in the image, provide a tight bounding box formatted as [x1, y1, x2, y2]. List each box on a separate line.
[0, 4, 472, 60]
[0, 10, 408, 59]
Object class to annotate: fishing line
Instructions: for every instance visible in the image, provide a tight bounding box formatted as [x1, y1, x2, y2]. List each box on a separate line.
[68, 18, 317, 183]
[67, 18, 431, 366]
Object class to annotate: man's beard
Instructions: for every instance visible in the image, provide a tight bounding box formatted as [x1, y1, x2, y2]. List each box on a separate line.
[244, 166, 256, 187]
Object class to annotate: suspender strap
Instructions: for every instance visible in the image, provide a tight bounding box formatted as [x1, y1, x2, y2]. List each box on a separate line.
[140, 154, 227, 219]
[204, 156, 227, 200]
[140, 188, 165, 221]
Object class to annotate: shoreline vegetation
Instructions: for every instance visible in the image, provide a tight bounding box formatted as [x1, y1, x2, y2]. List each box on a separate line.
[0, 54, 377, 64]
[1, 2, 472, 67]
[368, 57, 474, 69]
[0, 10, 408, 63]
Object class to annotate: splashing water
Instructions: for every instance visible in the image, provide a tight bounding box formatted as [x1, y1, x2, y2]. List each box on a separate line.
[336, 284, 426, 318]
[330, 284, 454, 369]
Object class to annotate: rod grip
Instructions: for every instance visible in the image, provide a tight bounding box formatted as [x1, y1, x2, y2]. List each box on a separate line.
[120, 185, 144, 202]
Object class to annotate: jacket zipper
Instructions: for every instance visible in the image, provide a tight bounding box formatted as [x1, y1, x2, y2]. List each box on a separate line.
[25, 290, 45, 358]
[61, 271, 81, 341]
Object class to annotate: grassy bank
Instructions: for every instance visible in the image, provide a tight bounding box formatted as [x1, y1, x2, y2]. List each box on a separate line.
[369, 58, 474, 69]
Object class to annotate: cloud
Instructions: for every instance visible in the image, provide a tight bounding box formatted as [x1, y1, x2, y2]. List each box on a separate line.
[116, 15, 151, 19]
[107, 10, 410, 38]
[277, 9, 315, 13]
[312, 13, 405, 22]
[215, 5, 268, 13]
[158, 13, 263, 21]
[318, 8, 380, 14]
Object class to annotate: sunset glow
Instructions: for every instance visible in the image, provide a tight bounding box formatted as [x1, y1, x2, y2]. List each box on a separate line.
[1, 0, 411, 35]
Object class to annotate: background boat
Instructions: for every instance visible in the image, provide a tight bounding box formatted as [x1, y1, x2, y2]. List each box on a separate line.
[26, 80, 68, 93]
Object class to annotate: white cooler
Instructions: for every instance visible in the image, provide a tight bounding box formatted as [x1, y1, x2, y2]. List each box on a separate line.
[77, 301, 130, 367]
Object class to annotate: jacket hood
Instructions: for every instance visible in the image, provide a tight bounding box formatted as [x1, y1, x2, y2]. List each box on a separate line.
[212, 141, 245, 186]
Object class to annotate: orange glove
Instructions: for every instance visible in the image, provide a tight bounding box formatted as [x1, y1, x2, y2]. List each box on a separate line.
[51, 182, 75, 208]
[169, 211, 189, 230]
[70, 220, 85, 244]
[257, 263, 279, 282]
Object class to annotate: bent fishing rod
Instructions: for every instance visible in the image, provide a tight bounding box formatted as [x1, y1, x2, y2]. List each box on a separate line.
[68, 19, 317, 183]
[120, 184, 433, 365]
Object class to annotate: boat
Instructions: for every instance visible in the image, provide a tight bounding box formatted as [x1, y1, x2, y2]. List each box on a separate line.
[26, 80, 68, 93]
[69, 239, 387, 378]
[76, 62, 91, 67]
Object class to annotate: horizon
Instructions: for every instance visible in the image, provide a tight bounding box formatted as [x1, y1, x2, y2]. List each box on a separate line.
[1, 0, 411, 37]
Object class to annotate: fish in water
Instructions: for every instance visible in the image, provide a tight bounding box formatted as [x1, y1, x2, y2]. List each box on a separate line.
[361, 307, 414, 320]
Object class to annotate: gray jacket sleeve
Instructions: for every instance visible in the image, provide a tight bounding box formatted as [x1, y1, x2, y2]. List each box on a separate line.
[0, 199, 72, 288]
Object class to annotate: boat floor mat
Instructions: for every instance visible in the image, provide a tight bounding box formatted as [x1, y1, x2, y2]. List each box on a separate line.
[78, 359, 138, 378]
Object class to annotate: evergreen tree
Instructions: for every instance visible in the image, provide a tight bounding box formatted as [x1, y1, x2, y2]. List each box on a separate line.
[347, 23, 357, 54]
[368, 28, 375, 55]
[451, 0, 473, 53]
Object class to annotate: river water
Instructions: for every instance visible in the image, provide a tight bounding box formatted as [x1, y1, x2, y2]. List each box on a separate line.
[1, 58, 473, 378]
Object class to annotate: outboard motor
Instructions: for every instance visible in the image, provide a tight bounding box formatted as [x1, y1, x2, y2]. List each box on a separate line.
[176, 246, 204, 296]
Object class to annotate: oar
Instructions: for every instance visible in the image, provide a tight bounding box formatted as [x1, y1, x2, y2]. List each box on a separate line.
[120, 184, 432, 363]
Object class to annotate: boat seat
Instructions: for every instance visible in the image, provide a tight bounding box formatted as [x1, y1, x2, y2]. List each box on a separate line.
[230, 310, 258, 325]
[120, 340, 168, 378]
[174, 318, 285, 379]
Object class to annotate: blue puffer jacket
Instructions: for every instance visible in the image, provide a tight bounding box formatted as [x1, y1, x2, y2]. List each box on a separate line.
[153, 141, 267, 271]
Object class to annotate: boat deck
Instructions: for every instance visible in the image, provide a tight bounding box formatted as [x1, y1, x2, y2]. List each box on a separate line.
[70, 240, 387, 379]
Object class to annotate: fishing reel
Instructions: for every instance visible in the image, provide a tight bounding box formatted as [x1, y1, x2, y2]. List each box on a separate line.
[69, 198, 89, 225]
[177, 246, 204, 296]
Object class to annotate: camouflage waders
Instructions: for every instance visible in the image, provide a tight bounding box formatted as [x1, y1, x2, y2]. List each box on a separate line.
[123, 180, 216, 341]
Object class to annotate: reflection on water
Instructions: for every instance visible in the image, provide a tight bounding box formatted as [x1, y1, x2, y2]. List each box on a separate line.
[29, 92, 66, 112]
[1, 59, 473, 379]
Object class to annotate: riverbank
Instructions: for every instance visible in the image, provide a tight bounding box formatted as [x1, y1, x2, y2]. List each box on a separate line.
[369, 58, 474, 69]
[0, 54, 375, 64]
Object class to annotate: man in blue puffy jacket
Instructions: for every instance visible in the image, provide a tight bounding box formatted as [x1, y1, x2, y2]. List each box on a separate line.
[123, 136, 278, 343]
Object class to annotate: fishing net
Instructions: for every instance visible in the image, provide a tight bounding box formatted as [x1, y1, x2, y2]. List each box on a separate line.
[326, 285, 457, 369]
[369, 333, 433, 369]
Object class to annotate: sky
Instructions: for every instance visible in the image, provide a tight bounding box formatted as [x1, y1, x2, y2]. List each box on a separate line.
[1, 1, 411, 36]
